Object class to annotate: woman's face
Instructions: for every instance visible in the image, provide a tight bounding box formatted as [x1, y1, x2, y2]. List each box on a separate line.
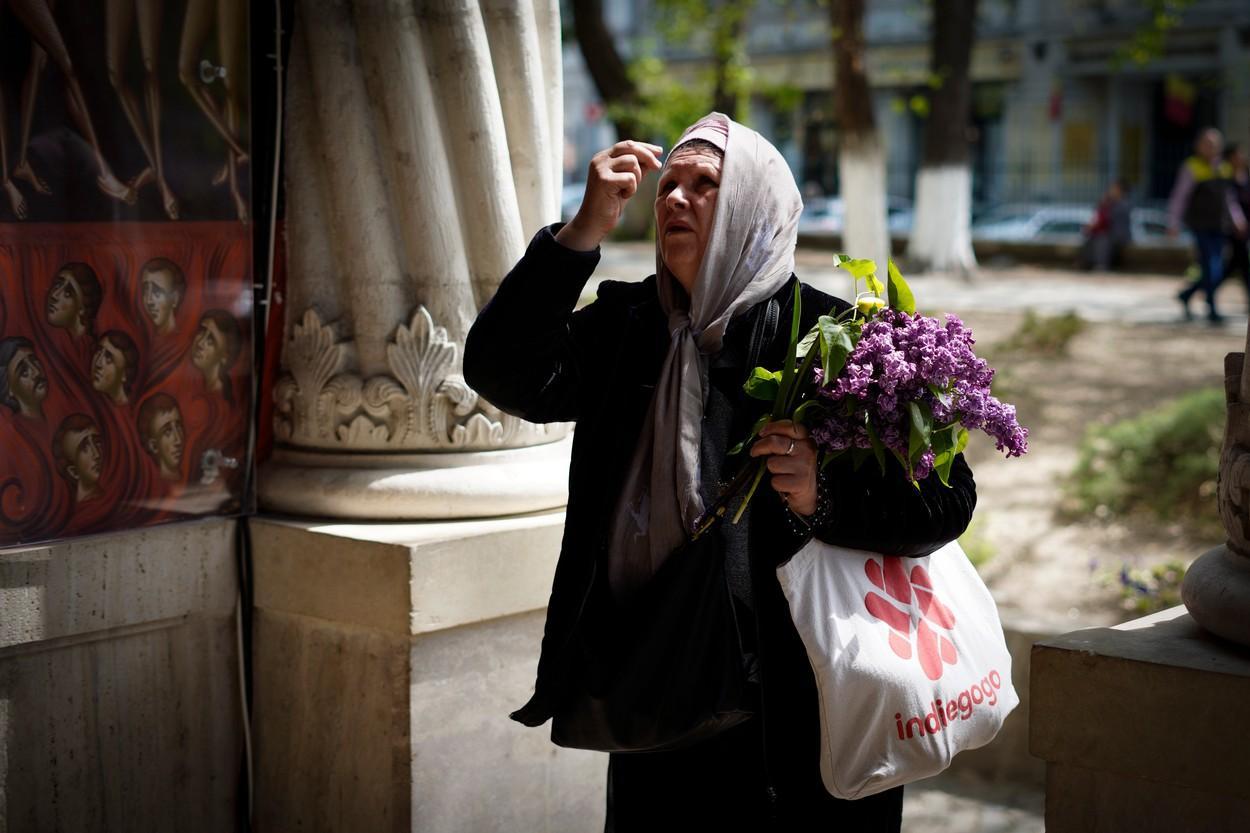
[655, 145, 722, 294]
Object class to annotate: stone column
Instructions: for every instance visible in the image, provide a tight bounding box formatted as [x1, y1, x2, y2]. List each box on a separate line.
[1180, 324, 1250, 646]
[259, 0, 571, 519]
[251, 4, 607, 830]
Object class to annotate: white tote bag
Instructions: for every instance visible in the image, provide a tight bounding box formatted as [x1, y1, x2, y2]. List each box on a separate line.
[775, 538, 1018, 800]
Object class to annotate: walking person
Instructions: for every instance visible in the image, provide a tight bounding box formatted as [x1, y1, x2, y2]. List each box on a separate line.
[465, 113, 977, 831]
[1222, 143, 1250, 308]
[1079, 178, 1132, 271]
[1167, 127, 1247, 324]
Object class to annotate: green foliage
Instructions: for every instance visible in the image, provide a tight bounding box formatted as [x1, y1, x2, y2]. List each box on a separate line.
[1105, 560, 1189, 615]
[1112, 0, 1197, 68]
[958, 516, 995, 571]
[607, 53, 710, 145]
[606, 0, 803, 144]
[1063, 387, 1222, 537]
[998, 310, 1086, 356]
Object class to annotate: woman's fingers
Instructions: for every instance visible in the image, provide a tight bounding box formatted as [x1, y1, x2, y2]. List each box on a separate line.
[608, 140, 664, 172]
[758, 419, 809, 439]
[749, 432, 816, 459]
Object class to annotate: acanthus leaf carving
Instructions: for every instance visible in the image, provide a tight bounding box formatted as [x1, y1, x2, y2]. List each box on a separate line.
[273, 303, 567, 451]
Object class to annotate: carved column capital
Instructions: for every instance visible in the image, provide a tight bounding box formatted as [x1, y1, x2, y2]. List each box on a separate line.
[273, 305, 566, 453]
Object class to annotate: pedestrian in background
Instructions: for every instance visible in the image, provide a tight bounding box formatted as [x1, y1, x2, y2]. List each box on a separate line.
[1080, 178, 1132, 271]
[1223, 143, 1250, 305]
[1167, 127, 1247, 324]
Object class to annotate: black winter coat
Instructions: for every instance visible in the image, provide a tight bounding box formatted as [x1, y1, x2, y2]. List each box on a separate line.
[464, 224, 978, 831]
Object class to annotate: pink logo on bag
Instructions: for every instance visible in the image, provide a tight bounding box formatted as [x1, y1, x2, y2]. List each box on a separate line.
[864, 557, 958, 681]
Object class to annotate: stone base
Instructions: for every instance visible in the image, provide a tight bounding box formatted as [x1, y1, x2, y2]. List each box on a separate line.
[249, 512, 605, 833]
[0, 520, 242, 831]
[257, 436, 572, 519]
[1030, 606, 1250, 832]
[1181, 543, 1250, 647]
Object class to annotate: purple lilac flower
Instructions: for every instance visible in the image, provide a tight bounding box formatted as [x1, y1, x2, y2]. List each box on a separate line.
[810, 309, 1028, 478]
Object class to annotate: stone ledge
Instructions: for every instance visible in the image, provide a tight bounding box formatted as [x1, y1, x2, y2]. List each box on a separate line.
[1030, 606, 1250, 803]
[0, 518, 239, 650]
[250, 510, 566, 635]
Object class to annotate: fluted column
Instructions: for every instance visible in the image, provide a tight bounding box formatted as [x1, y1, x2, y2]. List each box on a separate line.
[1181, 321, 1250, 646]
[260, 0, 571, 518]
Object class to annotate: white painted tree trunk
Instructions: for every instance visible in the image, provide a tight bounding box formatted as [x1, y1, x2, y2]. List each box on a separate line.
[908, 165, 977, 276]
[837, 137, 889, 271]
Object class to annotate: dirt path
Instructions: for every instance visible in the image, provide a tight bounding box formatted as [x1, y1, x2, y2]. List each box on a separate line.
[957, 310, 1236, 626]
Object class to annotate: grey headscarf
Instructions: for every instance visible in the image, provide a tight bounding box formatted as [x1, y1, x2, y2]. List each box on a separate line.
[607, 112, 803, 602]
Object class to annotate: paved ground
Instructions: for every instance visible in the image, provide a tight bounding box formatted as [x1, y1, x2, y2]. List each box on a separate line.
[593, 240, 1249, 328]
[901, 772, 1044, 833]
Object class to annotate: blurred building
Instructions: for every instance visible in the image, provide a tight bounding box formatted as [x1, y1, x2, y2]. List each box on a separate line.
[562, 0, 1250, 211]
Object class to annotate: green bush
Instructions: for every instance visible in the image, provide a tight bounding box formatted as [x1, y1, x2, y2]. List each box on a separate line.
[1064, 387, 1222, 537]
[958, 516, 995, 572]
[998, 310, 1086, 356]
[1106, 559, 1188, 616]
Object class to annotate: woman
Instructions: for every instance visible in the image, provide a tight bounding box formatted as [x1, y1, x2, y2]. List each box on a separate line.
[464, 113, 976, 831]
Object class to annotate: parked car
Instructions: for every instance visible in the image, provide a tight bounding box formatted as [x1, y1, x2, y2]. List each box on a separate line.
[971, 203, 1185, 249]
[798, 195, 914, 235]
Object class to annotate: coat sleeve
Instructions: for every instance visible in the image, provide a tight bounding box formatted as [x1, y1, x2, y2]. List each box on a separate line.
[810, 450, 978, 558]
[463, 223, 615, 424]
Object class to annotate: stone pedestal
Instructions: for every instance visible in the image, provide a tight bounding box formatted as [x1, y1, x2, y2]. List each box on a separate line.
[249, 514, 605, 833]
[0, 520, 242, 832]
[1030, 606, 1250, 832]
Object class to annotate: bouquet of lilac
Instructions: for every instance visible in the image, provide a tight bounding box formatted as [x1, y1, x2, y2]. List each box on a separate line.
[694, 256, 1028, 536]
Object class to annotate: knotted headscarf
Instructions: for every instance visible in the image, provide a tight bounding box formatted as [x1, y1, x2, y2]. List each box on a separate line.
[607, 113, 803, 602]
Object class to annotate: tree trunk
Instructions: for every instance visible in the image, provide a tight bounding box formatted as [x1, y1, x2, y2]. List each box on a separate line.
[831, 0, 889, 270]
[908, 0, 979, 275]
[710, 1, 749, 119]
[571, 0, 641, 140]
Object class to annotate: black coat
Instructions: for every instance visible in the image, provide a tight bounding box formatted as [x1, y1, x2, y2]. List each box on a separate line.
[465, 224, 978, 830]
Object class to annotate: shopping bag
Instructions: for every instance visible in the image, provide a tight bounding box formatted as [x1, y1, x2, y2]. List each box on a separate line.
[775, 538, 1018, 799]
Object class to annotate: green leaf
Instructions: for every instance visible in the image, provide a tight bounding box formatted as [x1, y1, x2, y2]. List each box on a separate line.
[907, 400, 933, 463]
[743, 367, 781, 402]
[932, 426, 969, 487]
[729, 413, 771, 455]
[851, 446, 872, 472]
[796, 326, 819, 358]
[820, 449, 844, 470]
[927, 384, 953, 411]
[837, 257, 878, 280]
[772, 283, 803, 420]
[886, 259, 916, 314]
[866, 272, 885, 297]
[864, 420, 887, 475]
[793, 399, 824, 425]
[818, 317, 854, 386]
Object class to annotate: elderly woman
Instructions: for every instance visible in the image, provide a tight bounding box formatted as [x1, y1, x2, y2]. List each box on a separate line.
[464, 114, 976, 831]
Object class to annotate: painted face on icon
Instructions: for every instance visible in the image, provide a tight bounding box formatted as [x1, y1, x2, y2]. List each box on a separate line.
[54, 414, 105, 502]
[142, 268, 182, 334]
[151, 407, 184, 476]
[191, 317, 227, 374]
[91, 338, 128, 404]
[46, 271, 85, 333]
[7, 346, 48, 418]
[67, 425, 104, 494]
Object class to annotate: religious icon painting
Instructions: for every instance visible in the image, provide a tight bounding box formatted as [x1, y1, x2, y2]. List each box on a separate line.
[0, 1, 252, 547]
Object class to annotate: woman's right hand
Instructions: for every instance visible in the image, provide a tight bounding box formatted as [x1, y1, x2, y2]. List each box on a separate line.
[556, 140, 664, 252]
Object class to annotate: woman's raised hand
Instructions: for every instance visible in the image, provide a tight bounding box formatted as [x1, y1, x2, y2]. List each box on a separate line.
[556, 140, 664, 252]
[751, 420, 819, 517]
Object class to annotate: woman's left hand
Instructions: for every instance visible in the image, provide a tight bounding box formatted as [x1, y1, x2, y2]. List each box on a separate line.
[750, 420, 819, 516]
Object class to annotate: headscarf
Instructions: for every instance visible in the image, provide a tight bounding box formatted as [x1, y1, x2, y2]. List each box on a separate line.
[607, 112, 803, 602]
